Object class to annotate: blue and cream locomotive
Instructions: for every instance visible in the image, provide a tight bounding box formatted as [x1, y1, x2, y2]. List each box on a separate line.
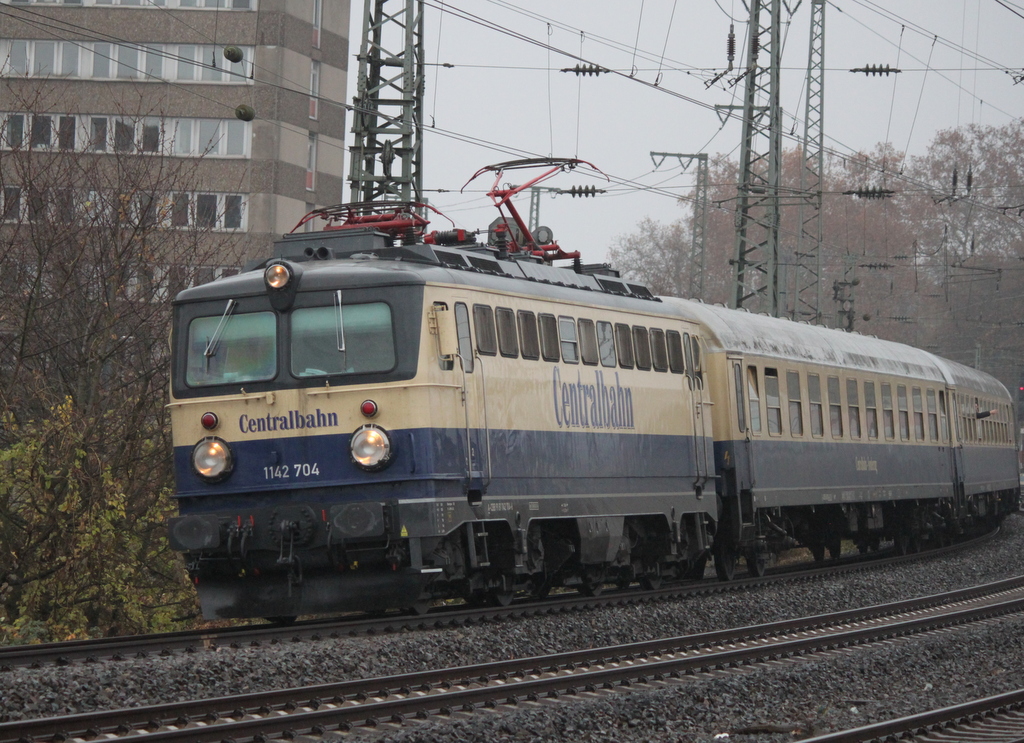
[167, 160, 1019, 619]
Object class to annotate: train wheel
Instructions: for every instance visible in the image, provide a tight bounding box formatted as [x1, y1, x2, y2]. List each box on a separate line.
[713, 541, 738, 581]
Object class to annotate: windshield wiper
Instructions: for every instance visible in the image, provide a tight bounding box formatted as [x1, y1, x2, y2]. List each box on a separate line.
[335, 290, 346, 352]
[204, 298, 238, 359]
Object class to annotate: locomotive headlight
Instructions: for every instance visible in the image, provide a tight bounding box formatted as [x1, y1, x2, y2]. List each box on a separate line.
[191, 437, 234, 482]
[350, 424, 393, 471]
[264, 262, 292, 290]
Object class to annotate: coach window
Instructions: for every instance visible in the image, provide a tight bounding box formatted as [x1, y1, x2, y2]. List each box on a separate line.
[747, 366, 762, 434]
[650, 329, 669, 372]
[897, 385, 910, 440]
[927, 390, 941, 441]
[667, 330, 685, 374]
[578, 318, 598, 365]
[864, 381, 879, 439]
[496, 307, 519, 358]
[911, 387, 925, 441]
[633, 326, 652, 370]
[828, 376, 843, 438]
[847, 379, 861, 439]
[597, 320, 616, 367]
[454, 302, 474, 373]
[808, 373, 824, 437]
[734, 363, 747, 433]
[539, 313, 560, 362]
[881, 383, 895, 439]
[558, 316, 579, 363]
[518, 310, 540, 360]
[764, 368, 782, 435]
[473, 305, 497, 356]
[615, 323, 634, 369]
[938, 391, 948, 442]
[787, 370, 804, 436]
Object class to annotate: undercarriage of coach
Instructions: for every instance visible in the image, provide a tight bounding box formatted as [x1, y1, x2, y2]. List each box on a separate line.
[709, 488, 1019, 581]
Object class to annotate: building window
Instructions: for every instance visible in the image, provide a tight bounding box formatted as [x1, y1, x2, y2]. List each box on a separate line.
[306, 132, 317, 190]
[312, 0, 322, 47]
[58, 116, 76, 150]
[309, 60, 320, 119]
[4, 114, 24, 147]
[30, 115, 51, 148]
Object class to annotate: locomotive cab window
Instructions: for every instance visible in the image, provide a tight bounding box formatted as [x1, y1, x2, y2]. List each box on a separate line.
[558, 316, 579, 363]
[473, 305, 497, 356]
[496, 307, 519, 358]
[578, 318, 598, 365]
[518, 310, 540, 360]
[186, 310, 276, 386]
[291, 302, 395, 377]
[454, 302, 474, 373]
[539, 313, 560, 362]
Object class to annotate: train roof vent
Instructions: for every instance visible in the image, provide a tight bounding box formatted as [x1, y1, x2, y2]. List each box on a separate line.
[435, 250, 469, 268]
[467, 255, 502, 273]
[627, 283, 655, 299]
[596, 277, 629, 295]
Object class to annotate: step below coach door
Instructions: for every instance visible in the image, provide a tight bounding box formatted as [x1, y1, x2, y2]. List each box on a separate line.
[454, 302, 490, 505]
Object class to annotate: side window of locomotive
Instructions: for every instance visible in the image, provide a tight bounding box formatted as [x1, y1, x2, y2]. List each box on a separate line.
[538, 313, 560, 362]
[897, 385, 910, 440]
[633, 326, 652, 371]
[787, 370, 803, 436]
[747, 366, 762, 434]
[596, 320, 616, 367]
[291, 302, 395, 377]
[847, 379, 861, 439]
[864, 381, 879, 439]
[495, 307, 519, 358]
[926, 389, 939, 441]
[650, 329, 668, 372]
[733, 363, 746, 432]
[912, 387, 925, 441]
[558, 316, 579, 363]
[828, 376, 843, 438]
[881, 383, 895, 440]
[807, 373, 824, 437]
[454, 302, 474, 373]
[578, 318, 598, 365]
[518, 310, 540, 360]
[764, 368, 782, 435]
[473, 304, 497, 356]
[667, 330, 685, 374]
[186, 310, 276, 387]
[615, 323, 634, 369]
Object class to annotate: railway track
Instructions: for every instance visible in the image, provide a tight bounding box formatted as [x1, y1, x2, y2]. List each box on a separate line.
[0, 528, 996, 671]
[801, 688, 1024, 742]
[6, 572, 1024, 743]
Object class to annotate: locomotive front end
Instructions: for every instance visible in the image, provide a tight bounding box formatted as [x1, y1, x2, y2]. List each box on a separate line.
[167, 254, 439, 620]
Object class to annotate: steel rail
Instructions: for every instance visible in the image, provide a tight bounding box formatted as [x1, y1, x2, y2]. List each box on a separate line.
[0, 527, 998, 671]
[6, 574, 1024, 743]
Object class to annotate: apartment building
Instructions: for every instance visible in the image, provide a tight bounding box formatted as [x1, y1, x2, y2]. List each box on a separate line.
[0, 0, 348, 264]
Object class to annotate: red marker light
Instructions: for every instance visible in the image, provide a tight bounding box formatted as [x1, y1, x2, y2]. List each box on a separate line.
[360, 400, 378, 417]
[201, 412, 219, 430]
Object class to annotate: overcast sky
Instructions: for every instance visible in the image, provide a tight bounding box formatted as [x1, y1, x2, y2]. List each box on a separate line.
[345, 0, 1024, 264]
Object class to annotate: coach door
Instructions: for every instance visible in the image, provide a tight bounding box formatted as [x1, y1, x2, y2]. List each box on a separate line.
[947, 389, 966, 506]
[454, 302, 491, 505]
[685, 333, 712, 491]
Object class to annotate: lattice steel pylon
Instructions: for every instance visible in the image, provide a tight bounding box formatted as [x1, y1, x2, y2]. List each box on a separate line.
[347, 0, 425, 203]
[794, 0, 825, 323]
[650, 152, 709, 300]
[730, 0, 783, 315]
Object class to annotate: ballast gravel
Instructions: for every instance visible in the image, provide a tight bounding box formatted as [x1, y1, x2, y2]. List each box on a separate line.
[4, 514, 1024, 743]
